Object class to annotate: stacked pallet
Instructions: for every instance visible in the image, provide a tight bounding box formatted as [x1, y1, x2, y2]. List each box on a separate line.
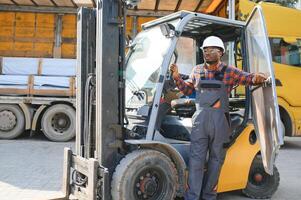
[0, 57, 76, 97]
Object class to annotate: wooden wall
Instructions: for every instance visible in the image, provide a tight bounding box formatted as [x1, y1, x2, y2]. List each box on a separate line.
[0, 11, 76, 58]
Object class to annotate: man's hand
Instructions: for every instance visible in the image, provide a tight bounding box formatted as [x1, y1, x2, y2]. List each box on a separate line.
[252, 73, 267, 85]
[170, 63, 180, 80]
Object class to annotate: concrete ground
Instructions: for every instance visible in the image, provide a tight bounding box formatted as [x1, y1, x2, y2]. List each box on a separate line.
[0, 133, 301, 200]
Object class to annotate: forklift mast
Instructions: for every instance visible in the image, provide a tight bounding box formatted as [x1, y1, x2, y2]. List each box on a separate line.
[61, 0, 128, 199]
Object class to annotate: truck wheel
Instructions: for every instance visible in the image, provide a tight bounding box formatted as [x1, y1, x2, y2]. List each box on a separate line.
[242, 155, 280, 199]
[41, 104, 75, 142]
[0, 104, 25, 139]
[111, 149, 178, 200]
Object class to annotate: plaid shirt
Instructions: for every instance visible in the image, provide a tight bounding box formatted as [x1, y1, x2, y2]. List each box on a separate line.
[174, 62, 254, 95]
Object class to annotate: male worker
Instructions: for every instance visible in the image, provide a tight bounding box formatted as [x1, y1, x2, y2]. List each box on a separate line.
[170, 36, 267, 200]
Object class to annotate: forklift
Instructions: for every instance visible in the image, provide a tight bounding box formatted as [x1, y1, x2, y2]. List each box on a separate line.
[58, 0, 283, 199]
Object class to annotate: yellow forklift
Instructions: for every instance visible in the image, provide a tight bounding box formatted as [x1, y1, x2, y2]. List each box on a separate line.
[58, 1, 283, 199]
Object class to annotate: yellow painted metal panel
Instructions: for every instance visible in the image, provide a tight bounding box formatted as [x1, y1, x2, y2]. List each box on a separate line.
[218, 124, 260, 192]
[61, 43, 75, 58]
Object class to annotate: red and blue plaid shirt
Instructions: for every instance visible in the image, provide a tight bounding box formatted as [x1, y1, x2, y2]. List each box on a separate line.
[174, 62, 254, 95]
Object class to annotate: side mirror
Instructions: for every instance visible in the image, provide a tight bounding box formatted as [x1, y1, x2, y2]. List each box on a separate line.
[160, 23, 176, 38]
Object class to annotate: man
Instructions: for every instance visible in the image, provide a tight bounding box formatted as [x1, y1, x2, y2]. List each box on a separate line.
[170, 36, 266, 200]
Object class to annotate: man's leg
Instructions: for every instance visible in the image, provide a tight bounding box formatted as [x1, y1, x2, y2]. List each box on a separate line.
[201, 112, 229, 200]
[185, 111, 209, 200]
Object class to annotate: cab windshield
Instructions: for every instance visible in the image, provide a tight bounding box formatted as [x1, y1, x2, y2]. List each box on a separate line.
[125, 25, 172, 109]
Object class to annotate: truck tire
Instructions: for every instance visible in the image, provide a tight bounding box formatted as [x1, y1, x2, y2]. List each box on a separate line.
[0, 104, 25, 139]
[242, 155, 280, 199]
[41, 104, 75, 142]
[111, 149, 178, 200]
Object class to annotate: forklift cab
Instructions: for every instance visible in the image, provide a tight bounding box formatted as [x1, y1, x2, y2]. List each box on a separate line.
[116, 6, 283, 200]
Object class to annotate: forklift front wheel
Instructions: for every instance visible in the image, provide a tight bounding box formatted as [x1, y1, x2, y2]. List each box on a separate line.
[111, 149, 178, 200]
[242, 155, 280, 199]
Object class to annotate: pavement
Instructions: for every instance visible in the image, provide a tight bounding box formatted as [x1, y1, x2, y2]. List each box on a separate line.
[0, 133, 301, 200]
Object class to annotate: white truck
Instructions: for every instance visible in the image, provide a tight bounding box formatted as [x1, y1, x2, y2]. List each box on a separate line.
[0, 57, 76, 142]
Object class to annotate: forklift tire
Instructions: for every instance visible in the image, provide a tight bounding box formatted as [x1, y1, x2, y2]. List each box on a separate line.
[41, 104, 75, 142]
[242, 155, 280, 199]
[0, 104, 25, 139]
[111, 149, 178, 200]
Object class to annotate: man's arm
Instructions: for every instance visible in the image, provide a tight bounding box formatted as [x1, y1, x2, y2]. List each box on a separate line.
[170, 64, 195, 96]
[230, 66, 266, 86]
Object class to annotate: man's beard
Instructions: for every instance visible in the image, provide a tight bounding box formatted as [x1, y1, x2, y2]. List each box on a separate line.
[206, 60, 218, 65]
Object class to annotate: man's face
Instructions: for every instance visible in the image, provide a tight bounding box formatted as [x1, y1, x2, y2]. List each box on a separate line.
[202, 47, 223, 64]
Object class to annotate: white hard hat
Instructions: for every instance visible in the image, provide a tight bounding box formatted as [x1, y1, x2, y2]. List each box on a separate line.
[201, 36, 225, 52]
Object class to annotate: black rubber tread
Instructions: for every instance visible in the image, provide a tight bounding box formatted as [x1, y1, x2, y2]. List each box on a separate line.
[41, 104, 75, 142]
[242, 155, 280, 199]
[111, 149, 178, 200]
[0, 104, 25, 139]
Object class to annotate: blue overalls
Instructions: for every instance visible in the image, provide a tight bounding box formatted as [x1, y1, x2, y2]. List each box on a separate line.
[185, 67, 230, 200]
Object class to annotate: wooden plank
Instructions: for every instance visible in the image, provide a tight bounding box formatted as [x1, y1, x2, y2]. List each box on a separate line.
[61, 14, 76, 38]
[34, 42, 53, 56]
[14, 42, 34, 51]
[33, 0, 54, 6]
[0, 49, 52, 57]
[175, 0, 182, 12]
[0, 0, 14, 5]
[0, 88, 29, 95]
[158, 0, 178, 11]
[73, 0, 93, 7]
[205, 0, 223, 13]
[61, 43, 75, 58]
[178, 0, 199, 11]
[0, 5, 77, 13]
[0, 36, 54, 42]
[13, 0, 35, 5]
[53, 0, 73, 7]
[14, 12, 35, 42]
[127, 9, 173, 17]
[137, 16, 156, 32]
[196, 0, 212, 12]
[137, 0, 156, 10]
[0, 42, 13, 52]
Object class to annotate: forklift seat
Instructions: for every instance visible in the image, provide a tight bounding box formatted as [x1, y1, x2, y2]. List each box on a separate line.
[171, 98, 196, 117]
[169, 98, 244, 131]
